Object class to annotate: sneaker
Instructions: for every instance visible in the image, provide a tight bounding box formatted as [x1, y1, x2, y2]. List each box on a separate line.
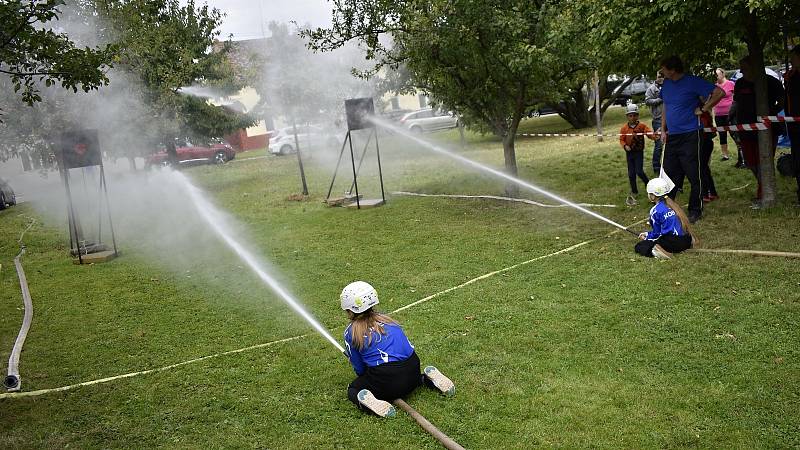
[625, 193, 638, 206]
[721, 155, 730, 161]
[750, 200, 763, 210]
[424, 366, 455, 397]
[357, 389, 396, 418]
[651, 244, 673, 259]
[702, 194, 719, 203]
[688, 212, 701, 223]
[735, 161, 746, 169]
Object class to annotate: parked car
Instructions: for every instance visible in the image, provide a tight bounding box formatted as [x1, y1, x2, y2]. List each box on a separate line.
[268, 125, 342, 155]
[146, 139, 236, 168]
[613, 77, 652, 106]
[0, 178, 16, 210]
[381, 108, 412, 122]
[729, 67, 782, 82]
[399, 108, 459, 132]
[526, 105, 558, 118]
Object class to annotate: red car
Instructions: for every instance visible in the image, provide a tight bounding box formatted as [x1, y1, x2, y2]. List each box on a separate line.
[146, 140, 236, 168]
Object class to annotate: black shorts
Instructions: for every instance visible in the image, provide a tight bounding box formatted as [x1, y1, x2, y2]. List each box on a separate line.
[348, 351, 422, 404]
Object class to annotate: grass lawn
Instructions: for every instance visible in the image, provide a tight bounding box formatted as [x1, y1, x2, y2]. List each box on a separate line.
[1, 109, 798, 448]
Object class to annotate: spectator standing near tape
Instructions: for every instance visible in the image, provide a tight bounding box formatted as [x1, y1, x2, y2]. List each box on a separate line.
[784, 46, 800, 206]
[645, 72, 665, 174]
[658, 55, 725, 223]
[733, 55, 784, 208]
[713, 68, 735, 161]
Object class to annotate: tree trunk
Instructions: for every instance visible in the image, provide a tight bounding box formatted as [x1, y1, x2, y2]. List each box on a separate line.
[745, 10, 776, 207]
[553, 81, 590, 128]
[501, 95, 526, 197]
[502, 133, 518, 197]
[291, 119, 309, 196]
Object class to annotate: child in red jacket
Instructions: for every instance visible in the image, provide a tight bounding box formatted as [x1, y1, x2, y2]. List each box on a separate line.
[620, 104, 659, 205]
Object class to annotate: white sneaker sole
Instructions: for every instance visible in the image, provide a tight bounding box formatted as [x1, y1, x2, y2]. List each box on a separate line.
[652, 245, 672, 259]
[357, 389, 396, 418]
[424, 366, 455, 396]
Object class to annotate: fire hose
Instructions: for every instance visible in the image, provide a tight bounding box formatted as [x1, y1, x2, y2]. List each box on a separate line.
[5, 217, 36, 392]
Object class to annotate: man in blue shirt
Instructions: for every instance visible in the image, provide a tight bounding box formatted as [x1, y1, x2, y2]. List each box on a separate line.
[659, 55, 725, 222]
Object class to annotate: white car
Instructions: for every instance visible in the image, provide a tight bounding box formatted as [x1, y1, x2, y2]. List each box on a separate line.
[399, 108, 459, 133]
[268, 125, 342, 155]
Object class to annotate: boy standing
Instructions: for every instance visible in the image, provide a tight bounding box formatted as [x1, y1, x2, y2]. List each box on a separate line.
[620, 104, 658, 205]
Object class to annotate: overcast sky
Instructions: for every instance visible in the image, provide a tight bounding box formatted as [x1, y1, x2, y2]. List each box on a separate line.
[197, 0, 333, 41]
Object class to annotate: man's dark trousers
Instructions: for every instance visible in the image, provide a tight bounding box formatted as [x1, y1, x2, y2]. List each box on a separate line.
[663, 130, 703, 216]
[652, 118, 662, 174]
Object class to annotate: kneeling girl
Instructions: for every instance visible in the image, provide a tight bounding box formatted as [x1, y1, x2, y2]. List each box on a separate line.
[340, 281, 454, 417]
[635, 178, 697, 259]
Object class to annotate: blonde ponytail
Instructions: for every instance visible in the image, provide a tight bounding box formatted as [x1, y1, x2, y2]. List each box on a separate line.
[663, 196, 699, 246]
[347, 309, 399, 350]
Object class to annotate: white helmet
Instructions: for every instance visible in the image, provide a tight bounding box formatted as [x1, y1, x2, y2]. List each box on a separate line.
[340, 281, 379, 313]
[625, 103, 640, 115]
[647, 177, 671, 197]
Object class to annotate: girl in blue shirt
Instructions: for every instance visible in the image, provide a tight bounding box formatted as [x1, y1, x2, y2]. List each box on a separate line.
[635, 178, 697, 259]
[340, 281, 455, 417]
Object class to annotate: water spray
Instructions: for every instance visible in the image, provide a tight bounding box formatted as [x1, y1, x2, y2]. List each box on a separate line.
[178, 171, 463, 448]
[369, 116, 639, 237]
[174, 172, 344, 353]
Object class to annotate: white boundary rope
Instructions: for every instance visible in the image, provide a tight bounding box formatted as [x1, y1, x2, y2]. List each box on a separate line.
[0, 335, 307, 399]
[0, 218, 646, 400]
[392, 191, 617, 208]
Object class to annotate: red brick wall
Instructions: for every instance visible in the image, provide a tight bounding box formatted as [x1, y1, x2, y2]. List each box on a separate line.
[225, 129, 270, 152]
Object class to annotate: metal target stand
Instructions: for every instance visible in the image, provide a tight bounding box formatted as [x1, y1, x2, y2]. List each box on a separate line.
[325, 98, 386, 209]
[58, 129, 119, 264]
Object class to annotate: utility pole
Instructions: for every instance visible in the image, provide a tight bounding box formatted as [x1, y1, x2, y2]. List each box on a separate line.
[292, 117, 309, 196]
[594, 70, 603, 142]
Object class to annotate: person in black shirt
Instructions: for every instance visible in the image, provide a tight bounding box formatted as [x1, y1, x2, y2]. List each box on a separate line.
[733, 56, 784, 208]
[784, 47, 800, 205]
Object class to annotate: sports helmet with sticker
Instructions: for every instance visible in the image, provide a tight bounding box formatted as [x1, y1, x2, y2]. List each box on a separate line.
[340, 281, 379, 313]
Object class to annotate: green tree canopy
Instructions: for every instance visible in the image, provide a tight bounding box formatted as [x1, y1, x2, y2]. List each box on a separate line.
[0, 0, 114, 112]
[306, 0, 557, 187]
[102, 0, 254, 162]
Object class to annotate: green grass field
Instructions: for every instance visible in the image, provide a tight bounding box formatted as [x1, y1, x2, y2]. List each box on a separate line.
[1, 109, 799, 448]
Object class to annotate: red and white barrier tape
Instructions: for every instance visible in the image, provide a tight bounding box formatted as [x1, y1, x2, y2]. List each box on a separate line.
[760, 115, 800, 123]
[517, 122, 770, 138]
[705, 123, 769, 132]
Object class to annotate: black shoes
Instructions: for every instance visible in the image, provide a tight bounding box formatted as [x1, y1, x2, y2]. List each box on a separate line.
[688, 212, 702, 223]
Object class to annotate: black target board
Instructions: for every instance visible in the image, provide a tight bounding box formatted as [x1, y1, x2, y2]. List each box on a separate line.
[345, 98, 375, 131]
[59, 129, 101, 169]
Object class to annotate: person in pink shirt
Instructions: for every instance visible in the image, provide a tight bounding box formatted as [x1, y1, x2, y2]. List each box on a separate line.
[713, 68, 735, 161]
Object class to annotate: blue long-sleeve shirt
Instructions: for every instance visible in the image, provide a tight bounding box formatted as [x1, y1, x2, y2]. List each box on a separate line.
[344, 322, 415, 376]
[646, 200, 685, 240]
